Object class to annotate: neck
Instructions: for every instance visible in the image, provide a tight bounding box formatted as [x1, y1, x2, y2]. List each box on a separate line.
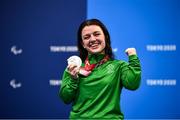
[88, 53, 106, 64]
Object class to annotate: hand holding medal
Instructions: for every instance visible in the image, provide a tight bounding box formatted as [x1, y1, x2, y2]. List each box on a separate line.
[67, 56, 82, 79]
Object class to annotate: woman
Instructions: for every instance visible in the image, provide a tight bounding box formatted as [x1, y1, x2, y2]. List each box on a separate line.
[59, 19, 141, 119]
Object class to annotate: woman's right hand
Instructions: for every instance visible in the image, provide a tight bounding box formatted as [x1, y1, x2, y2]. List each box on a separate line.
[67, 64, 80, 79]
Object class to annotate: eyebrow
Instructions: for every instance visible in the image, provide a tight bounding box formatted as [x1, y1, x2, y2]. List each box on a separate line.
[83, 31, 101, 36]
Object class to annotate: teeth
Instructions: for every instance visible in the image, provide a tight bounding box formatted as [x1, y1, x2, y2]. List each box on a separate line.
[90, 42, 100, 47]
[90, 44, 98, 47]
[91, 44, 98, 46]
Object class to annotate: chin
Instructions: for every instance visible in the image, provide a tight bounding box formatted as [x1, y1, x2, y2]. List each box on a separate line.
[89, 49, 105, 54]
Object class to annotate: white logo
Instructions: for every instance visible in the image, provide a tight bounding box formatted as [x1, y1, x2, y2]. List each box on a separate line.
[11, 45, 23, 55]
[49, 79, 61, 86]
[10, 79, 22, 89]
[146, 79, 176, 86]
[50, 46, 78, 52]
[146, 44, 176, 51]
[113, 48, 118, 52]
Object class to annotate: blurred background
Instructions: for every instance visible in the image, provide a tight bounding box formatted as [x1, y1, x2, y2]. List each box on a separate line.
[0, 0, 179, 119]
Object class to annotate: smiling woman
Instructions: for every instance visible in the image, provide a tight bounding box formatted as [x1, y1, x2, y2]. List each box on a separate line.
[59, 19, 141, 119]
[77, 19, 114, 62]
[81, 25, 106, 54]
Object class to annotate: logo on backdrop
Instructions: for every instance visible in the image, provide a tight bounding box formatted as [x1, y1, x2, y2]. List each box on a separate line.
[146, 44, 176, 51]
[10, 79, 22, 89]
[113, 48, 118, 52]
[49, 79, 61, 86]
[50, 46, 78, 52]
[146, 79, 176, 86]
[11, 45, 23, 55]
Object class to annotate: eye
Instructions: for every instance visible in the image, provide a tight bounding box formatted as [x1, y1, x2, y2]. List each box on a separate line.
[93, 32, 101, 36]
[83, 35, 90, 40]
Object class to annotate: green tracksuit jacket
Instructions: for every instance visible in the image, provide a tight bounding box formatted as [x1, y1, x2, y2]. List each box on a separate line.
[59, 54, 141, 119]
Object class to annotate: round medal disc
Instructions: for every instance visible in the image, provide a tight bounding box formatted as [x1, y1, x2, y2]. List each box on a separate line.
[67, 56, 82, 67]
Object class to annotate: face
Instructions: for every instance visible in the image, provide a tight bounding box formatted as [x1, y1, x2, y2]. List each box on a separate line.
[81, 25, 106, 54]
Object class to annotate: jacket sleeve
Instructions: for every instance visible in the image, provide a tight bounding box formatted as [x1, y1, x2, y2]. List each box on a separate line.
[59, 69, 79, 104]
[120, 55, 141, 90]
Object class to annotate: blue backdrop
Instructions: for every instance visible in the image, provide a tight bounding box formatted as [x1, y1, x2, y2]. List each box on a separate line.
[0, 0, 179, 119]
[87, 0, 179, 119]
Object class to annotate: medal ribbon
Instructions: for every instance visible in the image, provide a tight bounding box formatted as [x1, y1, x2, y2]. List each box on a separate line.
[79, 55, 109, 76]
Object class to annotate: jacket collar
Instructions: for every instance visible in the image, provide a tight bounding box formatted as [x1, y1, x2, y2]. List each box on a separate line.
[87, 53, 106, 64]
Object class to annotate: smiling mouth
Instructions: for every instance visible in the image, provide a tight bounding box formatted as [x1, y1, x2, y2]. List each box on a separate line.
[90, 43, 100, 48]
[89, 41, 101, 49]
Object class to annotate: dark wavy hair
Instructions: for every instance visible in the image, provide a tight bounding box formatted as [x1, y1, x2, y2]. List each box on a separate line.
[77, 19, 114, 61]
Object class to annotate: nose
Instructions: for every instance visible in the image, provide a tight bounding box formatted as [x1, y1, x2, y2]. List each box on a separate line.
[89, 34, 96, 42]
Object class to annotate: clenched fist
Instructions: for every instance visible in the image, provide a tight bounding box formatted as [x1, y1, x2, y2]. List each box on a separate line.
[125, 48, 137, 56]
